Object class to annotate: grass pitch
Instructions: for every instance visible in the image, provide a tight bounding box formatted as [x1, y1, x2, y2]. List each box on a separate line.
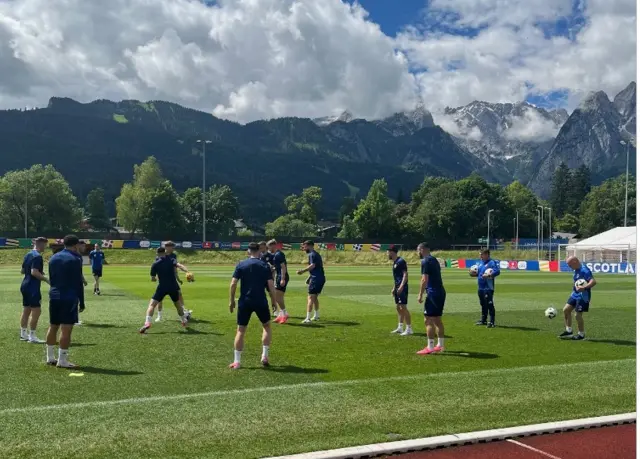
[0, 265, 635, 459]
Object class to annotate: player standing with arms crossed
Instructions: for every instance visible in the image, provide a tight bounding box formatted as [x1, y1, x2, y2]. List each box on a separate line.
[89, 243, 106, 295]
[268, 239, 290, 323]
[45, 235, 84, 368]
[416, 243, 446, 355]
[156, 241, 192, 322]
[388, 246, 412, 335]
[19, 237, 49, 343]
[297, 240, 325, 323]
[559, 256, 596, 340]
[228, 242, 278, 369]
[475, 249, 500, 328]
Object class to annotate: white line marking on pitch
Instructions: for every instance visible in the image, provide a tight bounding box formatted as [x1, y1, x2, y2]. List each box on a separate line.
[507, 439, 564, 459]
[0, 358, 633, 415]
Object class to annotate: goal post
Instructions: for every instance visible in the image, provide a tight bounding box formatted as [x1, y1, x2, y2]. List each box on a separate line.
[558, 243, 636, 274]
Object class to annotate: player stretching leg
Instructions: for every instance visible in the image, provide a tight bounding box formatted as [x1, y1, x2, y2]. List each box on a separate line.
[416, 243, 446, 355]
[388, 246, 412, 335]
[559, 256, 596, 340]
[297, 241, 325, 323]
[139, 247, 189, 334]
[268, 239, 290, 323]
[156, 241, 191, 322]
[228, 242, 278, 369]
[20, 237, 49, 343]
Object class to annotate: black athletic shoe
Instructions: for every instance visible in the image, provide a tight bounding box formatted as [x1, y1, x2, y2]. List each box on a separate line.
[475, 320, 487, 326]
[487, 322, 495, 328]
[558, 330, 573, 338]
[571, 334, 585, 341]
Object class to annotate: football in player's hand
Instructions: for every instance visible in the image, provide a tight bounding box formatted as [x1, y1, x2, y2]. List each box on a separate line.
[186, 272, 195, 282]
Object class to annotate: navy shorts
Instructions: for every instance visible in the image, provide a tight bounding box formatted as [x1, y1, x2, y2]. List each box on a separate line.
[21, 290, 41, 308]
[92, 268, 103, 278]
[237, 301, 271, 327]
[424, 290, 446, 317]
[153, 287, 180, 303]
[49, 299, 79, 325]
[394, 287, 408, 305]
[567, 297, 590, 313]
[275, 276, 289, 293]
[308, 278, 326, 295]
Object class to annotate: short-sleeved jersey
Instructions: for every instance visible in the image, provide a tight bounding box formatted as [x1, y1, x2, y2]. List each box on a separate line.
[167, 252, 177, 262]
[421, 255, 444, 292]
[21, 250, 44, 292]
[232, 257, 273, 305]
[260, 251, 275, 266]
[151, 256, 179, 291]
[49, 249, 83, 302]
[89, 250, 105, 269]
[477, 258, 501, 291]
[273, 250, 289, 279]
[571, 265, 594, 301]
[308, 250, 325, 279]
[392, 257, 408, 286]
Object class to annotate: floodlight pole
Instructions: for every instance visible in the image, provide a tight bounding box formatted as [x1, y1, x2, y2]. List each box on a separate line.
[515, 210, 519, 250]
[487, 209, 494, 250]
[620, 140, 630, 227]
[545, 207, 552, 261]
[535, 207, 541, 260]
[537, 205, 544, 260]
[197, 139, 212, 243]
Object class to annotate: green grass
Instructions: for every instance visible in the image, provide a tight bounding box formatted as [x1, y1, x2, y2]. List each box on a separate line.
[112, 114, 128, 123]
[0, 266, 635, 459]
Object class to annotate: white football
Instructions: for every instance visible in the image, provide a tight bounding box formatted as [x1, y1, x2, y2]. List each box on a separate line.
[574, 279, 588, 289]
[545, 307, 557, 319]
[469, 265, 479, 276]
[485, 268, 494, 277]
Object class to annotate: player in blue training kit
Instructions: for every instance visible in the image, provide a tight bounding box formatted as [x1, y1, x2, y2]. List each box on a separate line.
[139, 247, 190, 334]
[89, 243, 106, 295]
[45, 235, 84, 368]
[268, 239, 290, 323]
[19, 237, 49, 343]
[72, 240, 89, 326]
[155, 241, 192, 323]
[297, 240, 326, 323]
[228, 242, 277, 369]
[416, 243, 446, 355]
[388, 245, 412, 335]
[559, 256, 597, 340]
[476, 249, 501, 328]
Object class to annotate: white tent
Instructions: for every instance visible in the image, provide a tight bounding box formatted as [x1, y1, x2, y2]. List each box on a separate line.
[564, 227, 636, 264]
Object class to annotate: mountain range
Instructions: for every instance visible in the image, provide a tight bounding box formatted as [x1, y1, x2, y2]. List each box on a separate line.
[0, 82, 635, 224]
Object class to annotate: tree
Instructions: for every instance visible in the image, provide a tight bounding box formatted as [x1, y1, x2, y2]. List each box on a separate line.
[338, 196, 357, 223]
[142, 180, 184, 236]
[504, 181, 540, 238]
[180, 185, 240, 237]
[555, 213, 580, 233]
[284, 186, 322, 224]
[0, 165, 82, 233]
[566, 165, 591, 215]
[352, 179, 397, 238]
[86, 188, 110, 230]
[337, 216, 362, 239]
[265, 215, 316, 237]
[579, 174, 636, 236]
[550, 162, 571, 217]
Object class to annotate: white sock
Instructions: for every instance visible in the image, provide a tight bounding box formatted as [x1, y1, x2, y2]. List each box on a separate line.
[313, 310, 319, 319]
[281, 309, 287, 316]
[397, 323, 403, 330]
[578, 331, 585, 337]
[20, 328, 27, 337]
[566, 326, 573, 333]
[157, 311, 163, 319]
[437, 337, 444, 347]
[428, 339, 435, 350]
[262, 345, 269, 359]
[146, 315, 153, 324]
[29, 329, 36, 337]
[234, 350, 242, 364]
[58, 348, 69, 364]
[305, 312, 311, 320]
[46, 345, 55, 361]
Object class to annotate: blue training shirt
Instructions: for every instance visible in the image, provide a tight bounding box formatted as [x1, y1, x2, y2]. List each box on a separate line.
[21, 250, 44, 293]
[151, 256, 179, 291]
[421, 255, 444, 292]
[477, 259, 501, 291]
[89, 250, 105, 269]
[232, 257, 273, 305]
[49, 249, 83, 302]
[308, 250, 325, 279]
[392, 257, 408, 287]
[273, 250, 289, 280]
[571, 265, 594, 302]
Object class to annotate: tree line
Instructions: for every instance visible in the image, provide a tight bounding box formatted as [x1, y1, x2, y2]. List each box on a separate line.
[0, 158, 633, 240]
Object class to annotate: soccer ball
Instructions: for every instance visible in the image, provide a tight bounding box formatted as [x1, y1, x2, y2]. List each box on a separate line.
[485, 268, 494, 277]
[574, 279, 587, 289]
[186, 272, 195, 283]
[545, 307, 557, 319]
[469, 265, 479, 277]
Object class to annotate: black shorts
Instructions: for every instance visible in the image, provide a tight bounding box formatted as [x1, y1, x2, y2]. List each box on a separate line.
[394, 287, 408, 305]
[49, 299, 79, 325]
[424, 290, 446, 317]
[21, 290, 41, 308]
[237, 301, 271, 327]
[92, 268, 103, 278]
[308, 278, 326, 295]
[153, 287, 180, 303]
[275, 276, 289, 293]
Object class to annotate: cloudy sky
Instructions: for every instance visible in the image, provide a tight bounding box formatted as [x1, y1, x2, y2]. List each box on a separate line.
[0, 0, 636, 123]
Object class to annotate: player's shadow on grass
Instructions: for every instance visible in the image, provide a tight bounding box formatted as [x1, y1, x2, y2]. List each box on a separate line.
[79, 366, 144, 376]
[246, 365, 329, 374]
[98, 293, 126, 297]
[413, 333, 454, 339]
[153, 329, 222, 336]
[187, 318, 214, 325]
[81, 323, 125, 329]
[588, 338, 636, 347]
[496, 325, 540, 332]
[285, 322, 325, 329]
[443, 350, 499, 360]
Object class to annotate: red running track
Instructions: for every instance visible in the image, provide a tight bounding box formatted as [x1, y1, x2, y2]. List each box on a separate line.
[387, 424, 635, 459]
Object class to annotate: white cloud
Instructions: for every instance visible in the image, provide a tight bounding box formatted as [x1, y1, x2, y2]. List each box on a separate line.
[0, 0, 635, 126]
[502, 108, 561, 142]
